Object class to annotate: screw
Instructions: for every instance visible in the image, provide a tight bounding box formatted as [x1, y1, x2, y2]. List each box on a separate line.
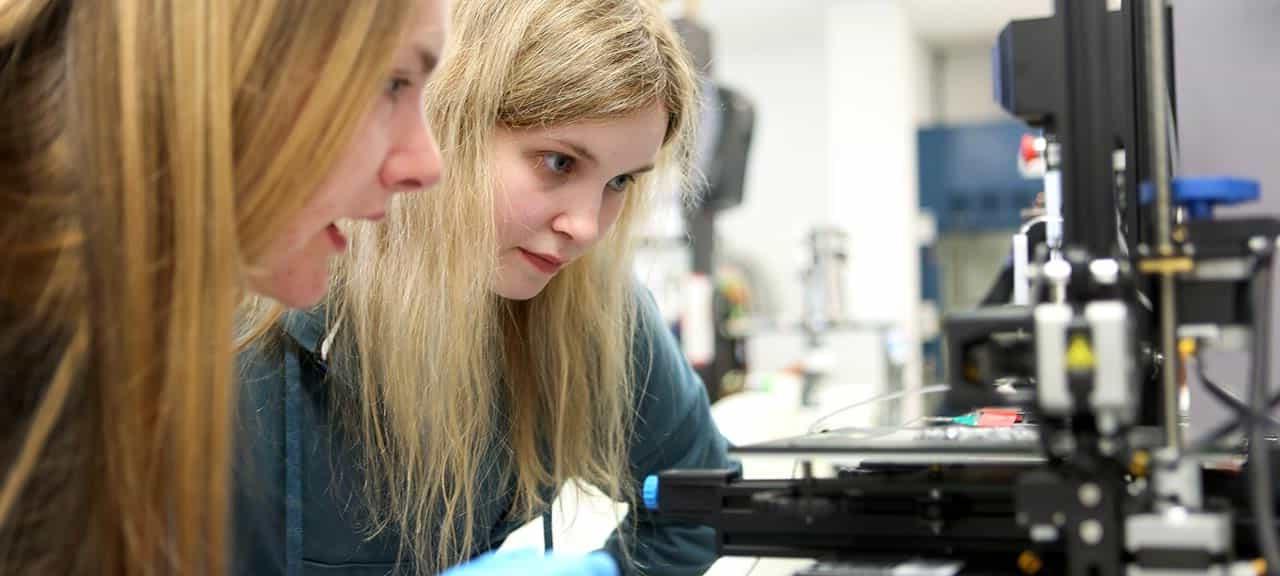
[1018, 550, 1044, 575]
[1079, 483, 1102, 508]
[1090, 259, 1120, 285]
[1130, 451, 1151, 478]
[1044, 259, 1072, 283]
[1031, 525, 1059, 542]
[1080, 519, 1103, 545]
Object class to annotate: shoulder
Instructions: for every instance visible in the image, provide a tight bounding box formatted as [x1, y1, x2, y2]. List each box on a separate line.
[622, 285, 732, 473]
[236, 329, 289, 410]
[626, 283, 706, 427]
[627, 284, 685, 392]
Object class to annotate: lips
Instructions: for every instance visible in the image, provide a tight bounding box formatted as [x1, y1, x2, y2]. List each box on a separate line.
[518, 248, 565, 275]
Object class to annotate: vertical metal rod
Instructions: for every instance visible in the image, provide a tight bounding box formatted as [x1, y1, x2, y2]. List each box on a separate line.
[1144, 0, 1181, 452]
[1158, 277, 1178, 448]
[1147, 1, 1172, 251]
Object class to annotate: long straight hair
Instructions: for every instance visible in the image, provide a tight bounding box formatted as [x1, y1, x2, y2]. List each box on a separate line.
[0, 0, 416, 573]
[328, 0, 700, 572]
[0, 3, 86, 572]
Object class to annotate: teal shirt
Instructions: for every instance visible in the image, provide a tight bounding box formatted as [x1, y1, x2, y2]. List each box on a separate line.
[233, 289, 733, 575]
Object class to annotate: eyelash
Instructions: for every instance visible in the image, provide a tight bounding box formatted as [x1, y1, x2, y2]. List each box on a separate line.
[386, 77, 412, 99]
[541, 152, 575, 175]
[607, 174, 635, 192]
[539, 152, 635, 193]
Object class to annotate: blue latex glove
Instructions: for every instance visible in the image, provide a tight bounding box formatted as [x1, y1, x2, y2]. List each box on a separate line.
[441, 550, 619, 576]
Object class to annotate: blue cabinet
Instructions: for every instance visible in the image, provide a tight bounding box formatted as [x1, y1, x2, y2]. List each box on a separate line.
[918, 122, 1042, 233]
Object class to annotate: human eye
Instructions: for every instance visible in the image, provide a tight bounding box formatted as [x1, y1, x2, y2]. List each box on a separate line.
[385, 76, 412, 99]
[540, 152, 576, 176]
[606, 173, 635, 193]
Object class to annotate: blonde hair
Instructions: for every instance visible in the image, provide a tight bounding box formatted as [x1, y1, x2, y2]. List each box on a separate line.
[0, 0, 417, 573]
[328, 0, 699, 572]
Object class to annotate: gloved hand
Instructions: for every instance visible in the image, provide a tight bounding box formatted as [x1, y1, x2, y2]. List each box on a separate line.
[441, 549, 619, 576]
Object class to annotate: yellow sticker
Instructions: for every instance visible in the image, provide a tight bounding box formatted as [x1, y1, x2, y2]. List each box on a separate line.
[1067, 335, 1095, 371]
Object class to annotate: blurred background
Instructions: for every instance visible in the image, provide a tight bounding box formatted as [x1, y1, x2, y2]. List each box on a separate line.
[503, 1, 1280, 573]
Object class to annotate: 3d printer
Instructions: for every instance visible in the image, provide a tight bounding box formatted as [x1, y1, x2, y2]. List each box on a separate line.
[645, 2, 1280, 575]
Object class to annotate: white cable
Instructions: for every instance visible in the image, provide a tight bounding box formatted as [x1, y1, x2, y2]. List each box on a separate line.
[807, 385, 952, 434]
[1019, 215, 1048, 236]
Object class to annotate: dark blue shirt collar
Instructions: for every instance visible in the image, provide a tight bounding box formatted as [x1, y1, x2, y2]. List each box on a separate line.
[279, 306, 329, 356]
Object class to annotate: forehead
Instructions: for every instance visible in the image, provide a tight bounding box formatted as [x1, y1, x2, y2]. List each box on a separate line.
[515, 103, 669, 161]
[406, 0, 448, 53]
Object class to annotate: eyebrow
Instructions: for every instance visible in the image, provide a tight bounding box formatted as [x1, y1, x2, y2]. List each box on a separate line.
[550, 138, 598, 167]
[549, 137, 657, 175]
[415, 45, 440, 76]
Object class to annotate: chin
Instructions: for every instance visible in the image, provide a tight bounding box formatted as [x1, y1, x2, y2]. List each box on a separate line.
[259, 259, 331, 310]
[494, 287, 542, 301]
[274, 285, 327, 309]
[494, 278, 549, 301]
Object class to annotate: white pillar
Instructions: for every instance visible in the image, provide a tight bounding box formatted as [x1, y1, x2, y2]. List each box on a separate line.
[826, 0, 927, 420]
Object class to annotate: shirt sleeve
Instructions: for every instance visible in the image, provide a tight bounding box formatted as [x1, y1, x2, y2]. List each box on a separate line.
[601, 287, 737, 576]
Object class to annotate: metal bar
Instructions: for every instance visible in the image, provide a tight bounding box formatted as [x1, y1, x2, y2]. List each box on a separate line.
[1143, 0, 1181, 453]
[1056, 0, 1117, 257]
[1147, 0, 1172, 254]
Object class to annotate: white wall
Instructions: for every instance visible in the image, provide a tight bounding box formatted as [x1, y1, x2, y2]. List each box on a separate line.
[687, 0, 1057, 414]
[826, 0, 930, 416]
[1170, 0, 1280, 441]
[903, 0, 1053, 46]
[1172, 0, 1280, 200]
[698, 0, 831, 325]
[688, 0, 933, 415]
[937, 44, 1008, 125]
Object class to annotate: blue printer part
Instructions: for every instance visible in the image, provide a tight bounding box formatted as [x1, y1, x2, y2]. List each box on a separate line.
[1139, 177, 1261, 220]
[642, 475, 659, 511]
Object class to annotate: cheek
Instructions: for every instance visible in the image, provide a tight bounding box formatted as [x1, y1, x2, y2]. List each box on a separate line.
[312, 104, 392, 220]
[328, 138, 388, 210]
[493, 165, 546, 243]
[255, 205, 320, 273]
[264, 233, 333, 307]
[245, 220, 333, 306]
[599, 196, 627, 234]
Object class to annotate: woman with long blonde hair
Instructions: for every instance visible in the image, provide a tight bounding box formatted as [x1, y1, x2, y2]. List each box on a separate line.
[0, 0, 447, 572]
[237, 0, 732, 574]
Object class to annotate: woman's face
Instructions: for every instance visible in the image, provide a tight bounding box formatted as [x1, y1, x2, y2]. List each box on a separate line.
[248, 0, 447, 308]
[490, 102, 669, 301]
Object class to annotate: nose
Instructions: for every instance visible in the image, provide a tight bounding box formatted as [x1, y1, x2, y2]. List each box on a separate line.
[550, 187, 604, 245]
[380, 110, 443, 194]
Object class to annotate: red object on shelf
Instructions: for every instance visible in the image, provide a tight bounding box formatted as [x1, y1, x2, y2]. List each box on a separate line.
[1020, 134, 1041, 164]
[977, 408, 1022, 428]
